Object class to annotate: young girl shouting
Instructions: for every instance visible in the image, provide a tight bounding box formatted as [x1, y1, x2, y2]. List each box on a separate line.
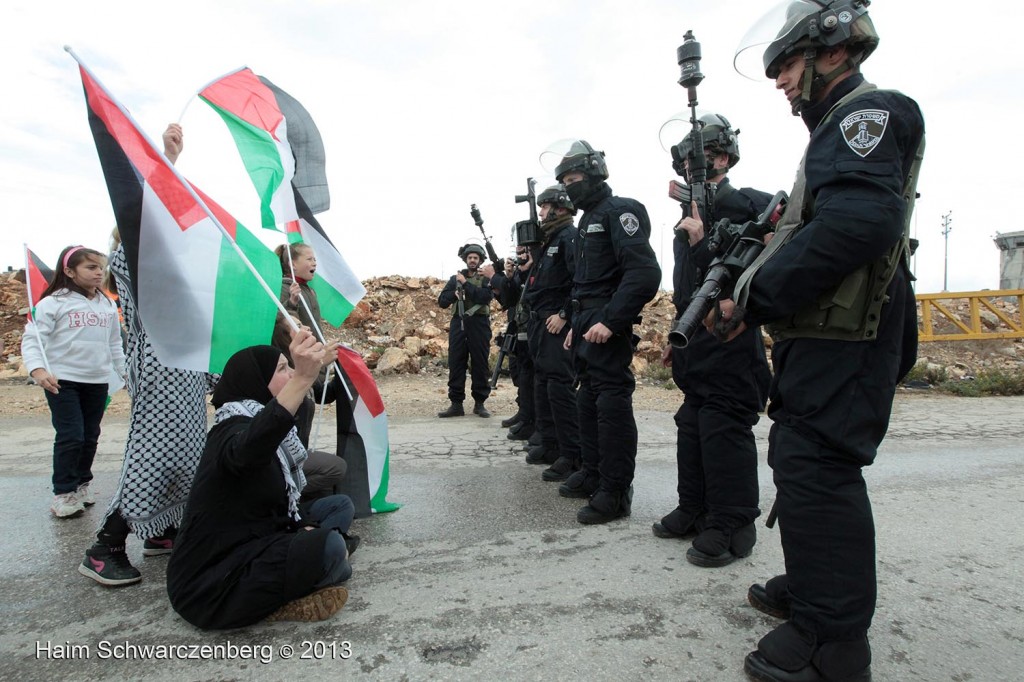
[22, 245, 125, 519]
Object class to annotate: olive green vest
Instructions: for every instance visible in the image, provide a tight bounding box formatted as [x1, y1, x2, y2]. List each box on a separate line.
[460, 273, 491, 317]
[734, 82, 925, 342]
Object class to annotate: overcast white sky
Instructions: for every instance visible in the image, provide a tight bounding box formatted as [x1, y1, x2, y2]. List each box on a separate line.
[2, 0, 1022, 295]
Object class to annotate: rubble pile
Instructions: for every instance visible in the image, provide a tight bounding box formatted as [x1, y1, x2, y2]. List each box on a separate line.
[2, 269, 1021, 381]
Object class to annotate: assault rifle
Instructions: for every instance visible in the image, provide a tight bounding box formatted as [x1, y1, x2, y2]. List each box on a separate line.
[470, 204, 503, 270]
[489, 326, 516, 388]
[514, 178, 541, 246]
[673, 30, 716, 228]
[668, 191, 788, 348]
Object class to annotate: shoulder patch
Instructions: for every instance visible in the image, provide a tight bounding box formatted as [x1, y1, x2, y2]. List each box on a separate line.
[840, 109, 889, 157]
[619, 212, 640, 236]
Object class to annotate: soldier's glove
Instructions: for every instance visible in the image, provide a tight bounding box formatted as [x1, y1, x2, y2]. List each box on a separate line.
[712, 303, 747, 342]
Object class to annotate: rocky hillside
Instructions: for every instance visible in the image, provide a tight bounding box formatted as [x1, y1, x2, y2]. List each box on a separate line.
[2, 269, 1022, 381]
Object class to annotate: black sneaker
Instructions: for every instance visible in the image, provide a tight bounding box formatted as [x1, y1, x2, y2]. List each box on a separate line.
[342, 532, 360, 557]
[143, 526, 177, 557]
[79, 544, 142, 586]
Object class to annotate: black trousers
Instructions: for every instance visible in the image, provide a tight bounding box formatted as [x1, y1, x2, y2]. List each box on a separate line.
[766, 275, 911, 642]
[510, 345, 535, 424]
[447, 315, 492, 403]
[572, 309, 636, 492]
[528, 316, 579, 459]
[674, 393, 760, 531]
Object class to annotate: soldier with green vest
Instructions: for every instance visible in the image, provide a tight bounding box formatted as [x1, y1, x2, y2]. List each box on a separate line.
[437, 243, 493, 418]
[720, 2, 925, 681]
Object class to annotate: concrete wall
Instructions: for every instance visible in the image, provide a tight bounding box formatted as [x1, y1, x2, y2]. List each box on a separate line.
[993, 230, 1024, 290]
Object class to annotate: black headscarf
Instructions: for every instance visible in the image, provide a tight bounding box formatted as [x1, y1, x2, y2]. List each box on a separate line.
[211, 345, 284, 408]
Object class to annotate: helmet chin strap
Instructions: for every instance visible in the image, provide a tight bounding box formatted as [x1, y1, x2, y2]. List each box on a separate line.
[792, 46, 854, 115]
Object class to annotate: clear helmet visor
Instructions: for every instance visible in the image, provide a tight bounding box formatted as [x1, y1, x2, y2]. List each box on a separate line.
[659, 109, 724, 153]
[539, 138, 591, 176]
[734, 0, 822, 80]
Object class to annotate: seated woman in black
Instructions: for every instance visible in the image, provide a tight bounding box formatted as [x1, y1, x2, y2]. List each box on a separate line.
[167, 331, 354, 628]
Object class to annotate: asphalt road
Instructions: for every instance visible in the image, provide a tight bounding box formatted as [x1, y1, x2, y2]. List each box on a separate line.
[0, 392, 1021, 681]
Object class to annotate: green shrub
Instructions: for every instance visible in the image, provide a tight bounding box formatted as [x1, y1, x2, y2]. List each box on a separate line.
[938, 369, 1024, 397]
[903, 362, 948, 385]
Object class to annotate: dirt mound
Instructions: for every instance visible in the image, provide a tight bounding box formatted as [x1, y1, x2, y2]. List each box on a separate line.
[2, 269, 1022, 382]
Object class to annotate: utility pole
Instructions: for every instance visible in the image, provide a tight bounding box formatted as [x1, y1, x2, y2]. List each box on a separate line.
[941, 211, 953, 291]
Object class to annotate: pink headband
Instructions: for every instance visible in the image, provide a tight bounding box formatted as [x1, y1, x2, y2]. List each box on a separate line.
[63, 246, 85, 270]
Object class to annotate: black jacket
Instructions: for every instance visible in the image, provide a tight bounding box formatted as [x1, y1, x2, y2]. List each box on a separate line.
[167, 400, 332, 630]
[572, 183, 661, 334]
[672, 179, 772, 404]
[746, 74, 925, 327]
[524, 220, 576, 320]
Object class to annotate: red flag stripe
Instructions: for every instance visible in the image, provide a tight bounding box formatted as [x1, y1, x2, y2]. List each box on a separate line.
[79, 66, 211, 234]
[336, 346, 385, 417]
[200, 67, 284, 141]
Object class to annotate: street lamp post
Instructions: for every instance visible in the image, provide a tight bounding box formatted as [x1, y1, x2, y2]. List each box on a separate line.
[941, 211, 953, 291]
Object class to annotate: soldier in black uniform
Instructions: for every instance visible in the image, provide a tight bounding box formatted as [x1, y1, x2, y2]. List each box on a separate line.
[546, 140, 661, 524]
[654, 114, 773, 568]
[437, 243, 493, 418]
[724, 2, 926, 680]
[522, 184, 581, 482]
[489, 246, 536, 439]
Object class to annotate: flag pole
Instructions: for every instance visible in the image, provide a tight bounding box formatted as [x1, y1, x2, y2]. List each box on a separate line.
[66, 47, 295, 328]
[23, 244, 53, 376]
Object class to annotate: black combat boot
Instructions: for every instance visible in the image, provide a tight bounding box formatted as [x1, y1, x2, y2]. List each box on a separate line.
[473, 401, 491, 418]
[748, 574, 792, 620]
[744, 622, 872, 682]
[507, 421, 535, 440]
[437, 402, 465, 418]
[525, 444, 557, 465]
[541, 456, 578, 482]
[500, 412, 522, 428]
[651, 507, 704, 539]
[558, 470, 600, 498]
[685, 523, 756, 567]
[577, 486, 633, 524]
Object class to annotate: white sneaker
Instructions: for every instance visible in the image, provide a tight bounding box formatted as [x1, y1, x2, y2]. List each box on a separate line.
[51, 492, 85, 519]
[74, 482, 96, 507]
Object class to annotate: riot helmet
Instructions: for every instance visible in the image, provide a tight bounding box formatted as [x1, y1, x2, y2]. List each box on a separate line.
[662, 113, 741, 180]
[735, 0, 878, 113]
[540, 139, 608, 209]
[458, 243, 486, 263]
[537, 183, 576, 215]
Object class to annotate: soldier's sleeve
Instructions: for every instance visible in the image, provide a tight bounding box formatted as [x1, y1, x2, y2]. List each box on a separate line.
[605, 202, 661, 333]
[747, 92, 924, 324]
[438, 276, 456, 308]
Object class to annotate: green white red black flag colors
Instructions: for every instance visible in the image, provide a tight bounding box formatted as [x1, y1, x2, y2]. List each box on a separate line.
[74, 52, 283, 374]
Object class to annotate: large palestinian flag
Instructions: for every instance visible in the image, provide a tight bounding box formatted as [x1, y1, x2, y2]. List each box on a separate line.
[334, 345, 399, 517]
[76, 58, 281, 373]
[198, 66, 329, 228]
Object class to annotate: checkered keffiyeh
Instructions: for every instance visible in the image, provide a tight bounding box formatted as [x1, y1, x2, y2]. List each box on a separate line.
[214, 399, 308, 523]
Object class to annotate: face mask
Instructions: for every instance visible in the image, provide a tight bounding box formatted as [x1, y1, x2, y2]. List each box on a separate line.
[565, 179, 590, 207]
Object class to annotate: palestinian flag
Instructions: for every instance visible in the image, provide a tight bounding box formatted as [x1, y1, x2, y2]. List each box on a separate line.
[285, 189, 366, 327]
[23, 244, 54, 321]
[199, 67, 329, 229]
[334, 345, 399, 517]
[77, 59, 281, 374]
